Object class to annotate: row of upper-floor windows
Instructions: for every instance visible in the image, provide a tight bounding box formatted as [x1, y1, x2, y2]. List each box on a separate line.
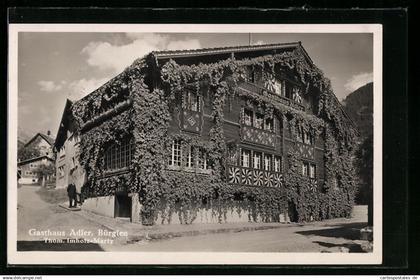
[297, 128, 315, 145]
[239, 149, 282, 172]
[243, 109, 275, 132]
[247, 69, 303, 104]
[182, 91, 201, 112]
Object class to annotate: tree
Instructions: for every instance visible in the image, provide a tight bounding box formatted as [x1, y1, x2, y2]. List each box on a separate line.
[355, 135, 373, 225]
[18, 145, 40, 161]
[34, 164, 55, 187]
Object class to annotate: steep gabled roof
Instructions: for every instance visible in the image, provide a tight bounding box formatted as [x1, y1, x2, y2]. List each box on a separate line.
[54, 99, 75, 150]
[24, 133, 55, 147]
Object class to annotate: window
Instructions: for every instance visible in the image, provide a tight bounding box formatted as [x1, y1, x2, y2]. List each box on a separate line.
[198, 148, 208, 170]
[254, 113, 264, 129]
[169, 140, 182, 167]
[297, 128, 303, 143]
[244, 109, 253, 126]
[241, 149, 251, 168]
[302, 162, 309, 177]
[309, 164, 316, 179]
[265, 118, 274, 132]
[70, 157, 76, 169]
[186, 146, 195, 168]
[184, 92, 201, 112]
[104, 137, 135, 170]
[58, 166, 65, 177]
[264, 154, 271, 171]
[274, 156, 282, 172]
[248, 68, 255, 83]
[253, 152, 262, 169]
[303, 131, 314, 145]
[274, 80, 282, 95]
[292, 87, 302, 103]
[297, 129, 314, 145]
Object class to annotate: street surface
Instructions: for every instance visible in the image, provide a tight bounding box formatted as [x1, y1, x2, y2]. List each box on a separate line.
[17, 184, 368, 252]
[102, 221, 366, 252]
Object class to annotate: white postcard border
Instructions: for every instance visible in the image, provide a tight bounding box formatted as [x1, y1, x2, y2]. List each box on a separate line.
[8, 23, 383, 265]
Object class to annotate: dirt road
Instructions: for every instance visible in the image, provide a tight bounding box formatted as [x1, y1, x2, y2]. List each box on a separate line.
[17, 184, 108, 250]
[17, 184, 369, 252]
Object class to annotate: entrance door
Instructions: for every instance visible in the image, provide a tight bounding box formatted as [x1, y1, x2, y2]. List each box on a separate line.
[288, 201, 298, 223]
[115, 193, 132, 218]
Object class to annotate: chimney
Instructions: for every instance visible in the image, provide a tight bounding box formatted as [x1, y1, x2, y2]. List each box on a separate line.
[47, 130, 51, 136]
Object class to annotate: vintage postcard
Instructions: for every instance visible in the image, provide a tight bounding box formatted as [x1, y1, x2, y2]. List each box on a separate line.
[8, 24, 382, 265]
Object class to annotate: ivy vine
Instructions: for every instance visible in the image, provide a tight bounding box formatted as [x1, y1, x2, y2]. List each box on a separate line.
[75, 49, 358, 224]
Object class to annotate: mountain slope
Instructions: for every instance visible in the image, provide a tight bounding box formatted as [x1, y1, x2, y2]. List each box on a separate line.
[342, 82, 373, 137]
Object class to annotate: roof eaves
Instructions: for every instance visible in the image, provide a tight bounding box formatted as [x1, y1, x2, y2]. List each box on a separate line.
[153, 42, 302, 60]
[18, 155, 53, 165]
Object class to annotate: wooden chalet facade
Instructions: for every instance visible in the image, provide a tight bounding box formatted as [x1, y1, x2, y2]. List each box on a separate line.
[66, 42, 358, 224]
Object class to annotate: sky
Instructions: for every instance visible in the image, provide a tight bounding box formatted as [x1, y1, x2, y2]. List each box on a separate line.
[18, 32, 373, 140]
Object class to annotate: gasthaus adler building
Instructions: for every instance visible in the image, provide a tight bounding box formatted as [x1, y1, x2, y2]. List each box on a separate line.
[55, 42, 358, 225]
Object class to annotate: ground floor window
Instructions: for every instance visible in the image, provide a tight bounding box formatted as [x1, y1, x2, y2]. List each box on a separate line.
[302, 162, 309, 177]
[168, 141, 210, 171]
[241, 149, 251, 168]
[104, 137, 135, 170]
[169, 139, 182, 167]
[309, 164, 316, 179]
[274, 156, 282, 172]
[253, 152, 262, 169]
[264, 154, 271, 171]
[197, 148, 208, 170]
[186, 146, 195, 168]
[302, 161, 316, 178]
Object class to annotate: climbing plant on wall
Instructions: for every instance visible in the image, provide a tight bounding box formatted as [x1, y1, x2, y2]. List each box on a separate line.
[74, 49, 358, 224]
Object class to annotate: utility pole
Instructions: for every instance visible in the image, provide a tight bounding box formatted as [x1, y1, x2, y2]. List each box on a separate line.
[248, 33, 252, 45]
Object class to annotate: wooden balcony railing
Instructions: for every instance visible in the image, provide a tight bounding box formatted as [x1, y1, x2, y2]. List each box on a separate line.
[227, 165, 284, 188]
[238, 82, 305, 111]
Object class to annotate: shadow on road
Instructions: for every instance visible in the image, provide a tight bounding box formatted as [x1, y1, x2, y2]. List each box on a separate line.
[295, 222, 366, 240]
[17, 240, 104, 251]
[314, 241, 364, 252]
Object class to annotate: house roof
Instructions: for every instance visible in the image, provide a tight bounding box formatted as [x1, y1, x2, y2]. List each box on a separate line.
[152, 42, 313, 64]
[24, 132, 55, 147]
[54, 99, 74, 150]
[17, 155, 54, 166]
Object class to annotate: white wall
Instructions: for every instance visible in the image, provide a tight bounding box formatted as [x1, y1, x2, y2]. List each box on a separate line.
[82, 196, 115, 218]
[18, 177, 38, 184]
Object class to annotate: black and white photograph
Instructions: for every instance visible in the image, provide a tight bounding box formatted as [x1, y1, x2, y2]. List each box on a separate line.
[8, 24, 382, 265]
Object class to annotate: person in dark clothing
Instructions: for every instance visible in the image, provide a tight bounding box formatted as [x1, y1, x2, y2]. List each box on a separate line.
[67, 183, 77, 208]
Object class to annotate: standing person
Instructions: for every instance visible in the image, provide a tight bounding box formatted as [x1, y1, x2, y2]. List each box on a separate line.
[67, 182, 76, 208]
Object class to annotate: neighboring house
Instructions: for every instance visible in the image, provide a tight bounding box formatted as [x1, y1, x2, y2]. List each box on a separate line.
[62, 42, 358, 224]
[18, 132, 55, 185]
[17, 156, 54, 184]
[54, 99, 86, 191]
[23, 132, 55, 158]
[18, 139, 25, 150]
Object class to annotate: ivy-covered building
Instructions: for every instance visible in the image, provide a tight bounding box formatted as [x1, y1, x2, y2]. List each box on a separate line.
[64, 42, 358, 225]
